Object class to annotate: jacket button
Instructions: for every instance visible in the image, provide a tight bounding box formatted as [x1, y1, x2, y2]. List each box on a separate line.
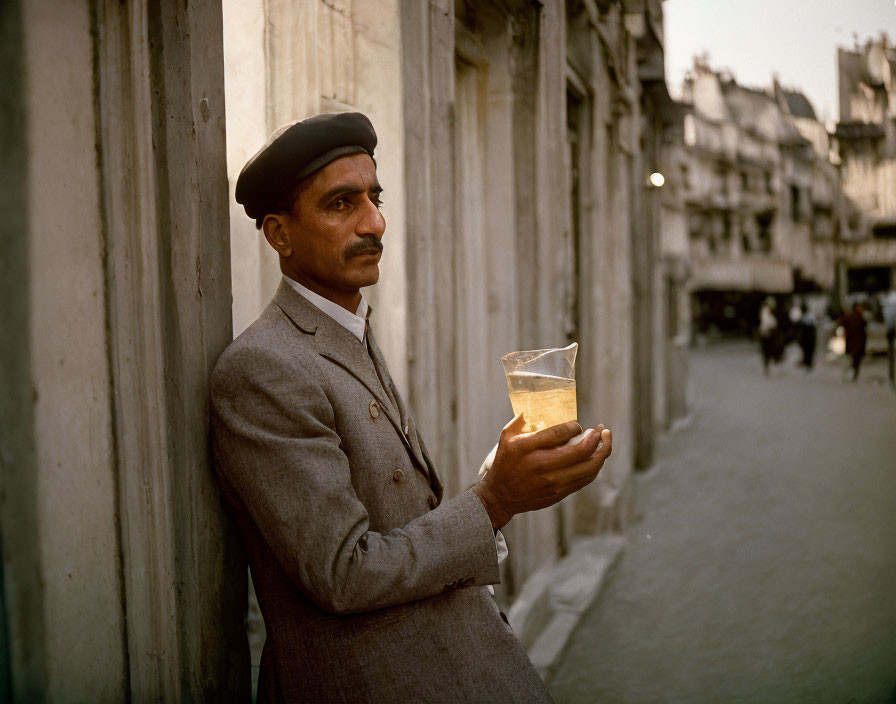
[392, 469, 404, 483]
[368, 400, 380, 419]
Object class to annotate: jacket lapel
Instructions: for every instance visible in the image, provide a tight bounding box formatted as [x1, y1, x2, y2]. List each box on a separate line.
[274, 281, 429, 477]
[367, 330, 430, 474]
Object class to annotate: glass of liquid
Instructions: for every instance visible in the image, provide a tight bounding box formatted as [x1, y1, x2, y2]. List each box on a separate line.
[501, 343, 578, 433]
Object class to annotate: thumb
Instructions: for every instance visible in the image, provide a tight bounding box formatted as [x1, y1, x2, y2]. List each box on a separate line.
[500, 412, 526, 441]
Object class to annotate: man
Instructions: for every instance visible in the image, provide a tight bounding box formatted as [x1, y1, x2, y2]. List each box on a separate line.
[210, 112, 612, 702]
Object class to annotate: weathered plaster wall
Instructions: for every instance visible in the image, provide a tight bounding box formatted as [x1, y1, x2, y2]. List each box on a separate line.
[223, 0, 278, 338]
[224, 0, 409, 401]
[560, 0, 639, 535]
[3, 1, 246, 699]
[520, 0, 574, 580]
[23, 0, 126, 696]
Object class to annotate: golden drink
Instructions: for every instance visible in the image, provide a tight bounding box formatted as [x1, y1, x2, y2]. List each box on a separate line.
[506, 372, 577, 432]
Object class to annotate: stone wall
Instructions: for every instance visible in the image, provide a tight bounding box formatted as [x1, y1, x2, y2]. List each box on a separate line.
[1, 0, 247, 699]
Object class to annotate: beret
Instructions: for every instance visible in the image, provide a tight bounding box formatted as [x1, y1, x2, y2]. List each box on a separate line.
[235, 111, 377, 220]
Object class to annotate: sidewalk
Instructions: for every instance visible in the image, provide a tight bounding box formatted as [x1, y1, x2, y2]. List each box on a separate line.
[546, 341, 896, 703]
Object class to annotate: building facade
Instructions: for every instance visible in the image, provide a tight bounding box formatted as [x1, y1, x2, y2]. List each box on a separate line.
[677, 61, 840, 337]
[674, 36, 896, 341]
[835, 35, 896, 298]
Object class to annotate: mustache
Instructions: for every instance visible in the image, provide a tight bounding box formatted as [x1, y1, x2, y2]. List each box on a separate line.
[344, 238, 384, 257]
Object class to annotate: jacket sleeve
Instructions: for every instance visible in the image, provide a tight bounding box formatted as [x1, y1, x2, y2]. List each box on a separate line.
[209, 343, 501, 615]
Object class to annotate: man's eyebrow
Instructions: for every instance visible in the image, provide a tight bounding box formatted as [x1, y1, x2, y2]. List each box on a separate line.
[318, 182, 383, 205]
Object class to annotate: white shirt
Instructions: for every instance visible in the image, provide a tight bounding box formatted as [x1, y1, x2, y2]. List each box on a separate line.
[282, 276, 508, 570]
[283, 275, 368, 342]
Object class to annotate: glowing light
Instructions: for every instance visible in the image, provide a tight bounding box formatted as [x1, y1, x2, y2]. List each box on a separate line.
[648, 172, 665, 188]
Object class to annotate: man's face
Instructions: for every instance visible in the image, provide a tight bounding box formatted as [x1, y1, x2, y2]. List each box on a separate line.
[274, 153, 385, 309]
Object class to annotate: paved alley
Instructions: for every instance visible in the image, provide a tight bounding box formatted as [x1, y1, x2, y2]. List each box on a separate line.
[549, 342, 896, 704]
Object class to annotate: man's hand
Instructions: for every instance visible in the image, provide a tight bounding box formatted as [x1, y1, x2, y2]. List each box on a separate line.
[472, 415, 612, 529]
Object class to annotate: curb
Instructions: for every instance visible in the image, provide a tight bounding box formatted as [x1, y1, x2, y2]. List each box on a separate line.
[507, 533, 626, 681]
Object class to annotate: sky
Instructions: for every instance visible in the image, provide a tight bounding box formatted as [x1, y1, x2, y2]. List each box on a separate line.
[663, 0, 895, 124]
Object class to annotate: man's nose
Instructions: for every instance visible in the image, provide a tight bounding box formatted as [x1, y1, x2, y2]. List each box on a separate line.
[357, 196, 386, 239]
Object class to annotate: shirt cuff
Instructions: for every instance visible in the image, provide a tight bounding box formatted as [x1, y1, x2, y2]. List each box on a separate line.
[495, 529, 508, 564]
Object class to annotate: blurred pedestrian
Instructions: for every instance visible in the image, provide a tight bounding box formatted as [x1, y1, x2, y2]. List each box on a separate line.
[836, 302, 868, 381]
[797, 302, 817, 370]
[759, 297, 779, 375]
[883, 293, 896, 388]
[789, 299, 802, 327]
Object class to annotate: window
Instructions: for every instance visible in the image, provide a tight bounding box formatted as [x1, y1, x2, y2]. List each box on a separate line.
[872, 223, 896, 239]
[756, 212, 773, 253]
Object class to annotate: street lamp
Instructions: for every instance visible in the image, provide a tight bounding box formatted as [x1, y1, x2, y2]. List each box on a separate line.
[648, 172, 665, 188]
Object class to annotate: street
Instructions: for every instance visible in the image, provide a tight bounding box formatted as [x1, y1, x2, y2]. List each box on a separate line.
[549, 342, 896, 704]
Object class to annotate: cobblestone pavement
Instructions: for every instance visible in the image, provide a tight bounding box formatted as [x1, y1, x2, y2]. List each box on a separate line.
[549, 342, 896, 704]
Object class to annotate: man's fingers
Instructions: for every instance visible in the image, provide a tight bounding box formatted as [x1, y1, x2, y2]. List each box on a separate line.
[517, 423, 612, 469]
[552, 448, 608, 488]
[549, 428, 613, 485]
[517, 420, 583, 451]
[595, 428, 612, 459]
[566, 423, 603, 447]
[524, 426, 601, 468]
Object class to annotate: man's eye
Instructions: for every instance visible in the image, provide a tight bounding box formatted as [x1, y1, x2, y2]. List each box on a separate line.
[332, 199, 350, 211]
[372, 197, 384, 210]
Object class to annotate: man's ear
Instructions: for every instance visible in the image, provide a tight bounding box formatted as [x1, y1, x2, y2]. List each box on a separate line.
[262, 213, 294, 257]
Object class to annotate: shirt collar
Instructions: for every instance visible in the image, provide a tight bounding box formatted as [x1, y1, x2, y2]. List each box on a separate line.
[282, 275, 368, 343]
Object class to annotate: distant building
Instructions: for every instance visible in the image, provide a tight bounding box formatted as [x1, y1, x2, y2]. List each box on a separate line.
[834, 34, 896, 300]
[774, 81, 840, 303]
[677, 60, 840, 337]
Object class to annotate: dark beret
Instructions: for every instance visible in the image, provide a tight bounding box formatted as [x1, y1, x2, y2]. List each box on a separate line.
[235, 112, 377, 220]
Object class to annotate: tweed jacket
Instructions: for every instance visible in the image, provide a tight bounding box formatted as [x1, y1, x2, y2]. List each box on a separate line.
[210, 281, 553, 703]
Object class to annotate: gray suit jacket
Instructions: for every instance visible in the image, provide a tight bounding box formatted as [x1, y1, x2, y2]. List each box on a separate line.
[210, 281, 552, 703]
